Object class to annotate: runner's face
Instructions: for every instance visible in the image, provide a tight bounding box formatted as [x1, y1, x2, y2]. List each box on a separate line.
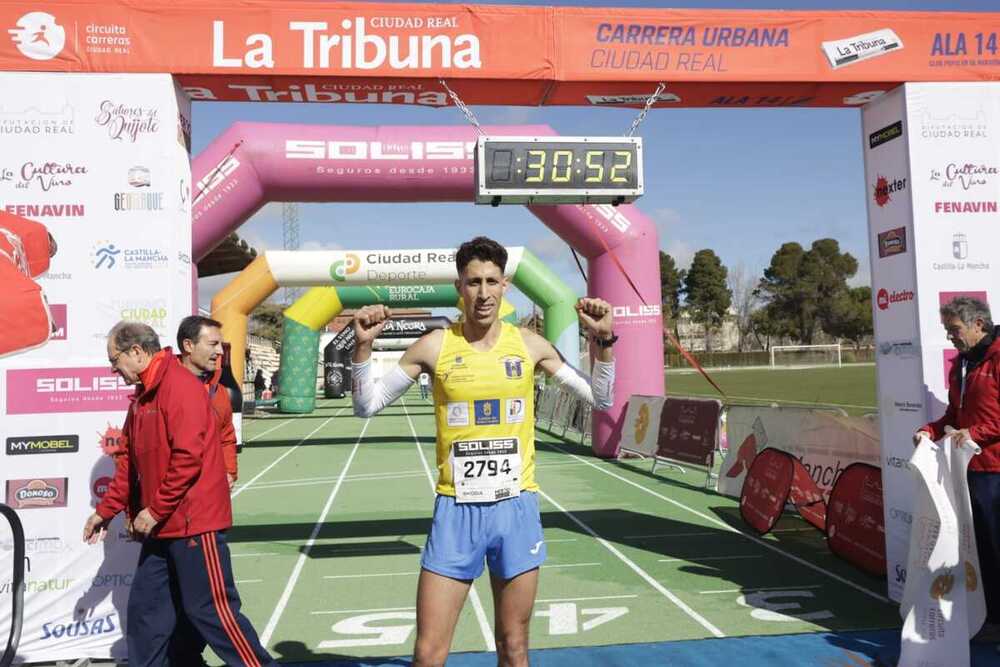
[457, 259, 506, 326]
[186, 326, 222, 373]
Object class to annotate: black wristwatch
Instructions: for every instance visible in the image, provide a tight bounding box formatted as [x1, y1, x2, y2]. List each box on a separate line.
[593, 332, 618, 348]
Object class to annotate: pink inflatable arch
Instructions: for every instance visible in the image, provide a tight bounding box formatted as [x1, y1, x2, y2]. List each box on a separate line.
[191, 123, 663, 456]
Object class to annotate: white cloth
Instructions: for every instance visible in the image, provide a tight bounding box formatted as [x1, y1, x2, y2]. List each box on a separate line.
[899, 431, 985, 667]
[552, 359, 614, 411]
[351, 361, 414, 417]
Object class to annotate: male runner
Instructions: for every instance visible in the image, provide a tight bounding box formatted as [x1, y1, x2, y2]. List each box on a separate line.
[351, 236, 615, 667]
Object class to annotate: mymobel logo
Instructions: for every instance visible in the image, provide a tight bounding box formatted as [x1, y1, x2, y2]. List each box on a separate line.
[212, 18, 482, 71]
[6, 435, 79, 455]
[8, 12, 65, 60]
[869, 120, 903, 149]
[329, 253, 361, 281]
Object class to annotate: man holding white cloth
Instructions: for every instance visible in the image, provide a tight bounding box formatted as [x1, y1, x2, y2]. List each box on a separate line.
[916, 297, 1000, 644]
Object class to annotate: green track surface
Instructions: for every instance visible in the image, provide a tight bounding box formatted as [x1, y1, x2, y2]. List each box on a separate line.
[213, 387, 896, 664]
[665, 365, 877, 416]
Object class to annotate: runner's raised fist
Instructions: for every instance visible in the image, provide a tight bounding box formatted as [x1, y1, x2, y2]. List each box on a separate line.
[575, 297, 613, 339]
[353, 305, 392, 345]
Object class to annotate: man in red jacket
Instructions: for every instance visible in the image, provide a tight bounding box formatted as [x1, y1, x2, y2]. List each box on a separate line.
[177, 315, 238, 487]
[82, 321, 275, 667]
[916, 297, 1000, 641]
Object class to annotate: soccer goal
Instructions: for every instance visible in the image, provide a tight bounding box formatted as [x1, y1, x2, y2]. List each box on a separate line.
[769, 344, 842, 369]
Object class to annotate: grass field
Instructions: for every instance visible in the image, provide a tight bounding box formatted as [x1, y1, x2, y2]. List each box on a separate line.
[665, 364, 877, 416]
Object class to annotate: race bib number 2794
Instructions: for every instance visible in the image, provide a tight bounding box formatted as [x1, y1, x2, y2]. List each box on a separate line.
[451, 437, 521, 504]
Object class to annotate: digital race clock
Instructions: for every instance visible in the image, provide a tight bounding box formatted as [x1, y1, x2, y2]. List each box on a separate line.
[474, 136, 644, 205]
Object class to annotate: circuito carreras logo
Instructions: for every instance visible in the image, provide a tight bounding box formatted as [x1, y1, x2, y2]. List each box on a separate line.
[8, 12, 65, 60]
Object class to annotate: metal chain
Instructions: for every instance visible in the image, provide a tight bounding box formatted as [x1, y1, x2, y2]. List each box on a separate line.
[439, 78, 485, 136]
[626, 82, 667, 137]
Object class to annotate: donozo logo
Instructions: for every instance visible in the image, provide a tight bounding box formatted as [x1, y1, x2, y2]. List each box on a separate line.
[329, 253, 361, 281]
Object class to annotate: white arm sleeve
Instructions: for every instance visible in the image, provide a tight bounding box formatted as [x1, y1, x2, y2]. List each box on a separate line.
[552, 359, 615, 411]
[351, 360, 415, 417]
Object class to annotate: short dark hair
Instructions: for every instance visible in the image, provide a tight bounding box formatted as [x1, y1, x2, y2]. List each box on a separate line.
[108, 321, 161, 355]
[940, 297, 993, 330]
[456, 236, 507, 274]
[177, 315, 222, 351]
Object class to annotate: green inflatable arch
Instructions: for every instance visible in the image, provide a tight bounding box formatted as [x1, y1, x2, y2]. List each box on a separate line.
[276, 249, 577, 413]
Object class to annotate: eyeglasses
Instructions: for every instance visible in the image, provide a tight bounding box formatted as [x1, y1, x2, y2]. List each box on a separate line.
[109, 347, 133, 368]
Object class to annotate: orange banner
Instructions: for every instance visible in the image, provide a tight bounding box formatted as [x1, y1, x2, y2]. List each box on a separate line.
[1, 3, 998, 107]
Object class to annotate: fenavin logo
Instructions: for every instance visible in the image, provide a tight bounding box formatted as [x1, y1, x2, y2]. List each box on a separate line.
[8, 12, 65, 60]
[329, 253, 360, 281]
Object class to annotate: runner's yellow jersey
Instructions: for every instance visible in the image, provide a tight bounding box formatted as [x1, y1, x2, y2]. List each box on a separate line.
[432, 322, 537, 497]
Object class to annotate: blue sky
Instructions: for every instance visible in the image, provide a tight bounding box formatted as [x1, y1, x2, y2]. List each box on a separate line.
[192, 0, 992, 315]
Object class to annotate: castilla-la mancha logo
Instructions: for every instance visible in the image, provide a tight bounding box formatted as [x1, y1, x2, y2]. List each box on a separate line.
[8, 12, 66, 60]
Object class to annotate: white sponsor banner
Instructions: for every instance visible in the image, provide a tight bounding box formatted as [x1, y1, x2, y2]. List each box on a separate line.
[868, 82, 1000, 603]
[265, 246, 524, 286]
[900, 434, 985, 666]
[718, 406, 880, 500]
[618, 395, 664, 458]
[863, 85, 922, 603]
[0, 72, 191, 662]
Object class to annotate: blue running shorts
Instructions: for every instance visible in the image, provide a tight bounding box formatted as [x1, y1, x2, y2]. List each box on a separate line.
[421, 491, 546, 581]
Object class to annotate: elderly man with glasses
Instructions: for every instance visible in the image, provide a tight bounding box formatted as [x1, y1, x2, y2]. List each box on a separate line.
[83, 321, 275, 667]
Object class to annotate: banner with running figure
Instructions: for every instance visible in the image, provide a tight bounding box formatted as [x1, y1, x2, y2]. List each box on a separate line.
[0, 72, 192, 663]
[900, 434, 985, 667]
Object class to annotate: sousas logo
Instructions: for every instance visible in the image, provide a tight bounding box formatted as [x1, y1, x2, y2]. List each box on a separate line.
[212, 18, 481, 71]
[286, 140, 474, 161]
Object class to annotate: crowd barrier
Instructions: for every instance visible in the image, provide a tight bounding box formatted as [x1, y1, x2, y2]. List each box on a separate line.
[618, 395, 723, 489]
[535, 385, 592, 444]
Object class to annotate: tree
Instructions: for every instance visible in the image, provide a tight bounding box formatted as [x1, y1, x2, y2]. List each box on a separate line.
[728, 262, 759, 351]
[683, 249, 731, 352]
[755, 239, 858, 344]
[248, 302, 284, 341]
[824, 286, 873, 349]
[659, 251, 685, 324]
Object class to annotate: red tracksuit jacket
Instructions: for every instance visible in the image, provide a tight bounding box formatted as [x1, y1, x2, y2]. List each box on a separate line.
[97, 349, 232, 537]
[922, 335, 1000, 473]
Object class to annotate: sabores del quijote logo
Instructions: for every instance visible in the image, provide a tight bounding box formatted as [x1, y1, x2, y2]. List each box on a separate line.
[94, 100, 160, 142]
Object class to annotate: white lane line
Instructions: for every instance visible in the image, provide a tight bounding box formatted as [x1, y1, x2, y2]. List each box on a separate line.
[230, 552, 280, 558]
[235, 579, 263, 584]
[244, 417, 294, 442]
[243, 470, 428, 491]
[537, 488, 725, 638]
[402, 397, 496, 652]
[231, 406, 347, 500]
[665, 391, 876, 411]
[552, 445, 890, 604]
[259, 418, 368, 645]
[541, 562, 602, 570]
[324, 572, 418, 580]
[312, 606, 417, 616]
[659, 555, 764, 563]
[542, 538, 579, 544]
[536, 594, 639, 603]
[700, 584, 824, 595]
